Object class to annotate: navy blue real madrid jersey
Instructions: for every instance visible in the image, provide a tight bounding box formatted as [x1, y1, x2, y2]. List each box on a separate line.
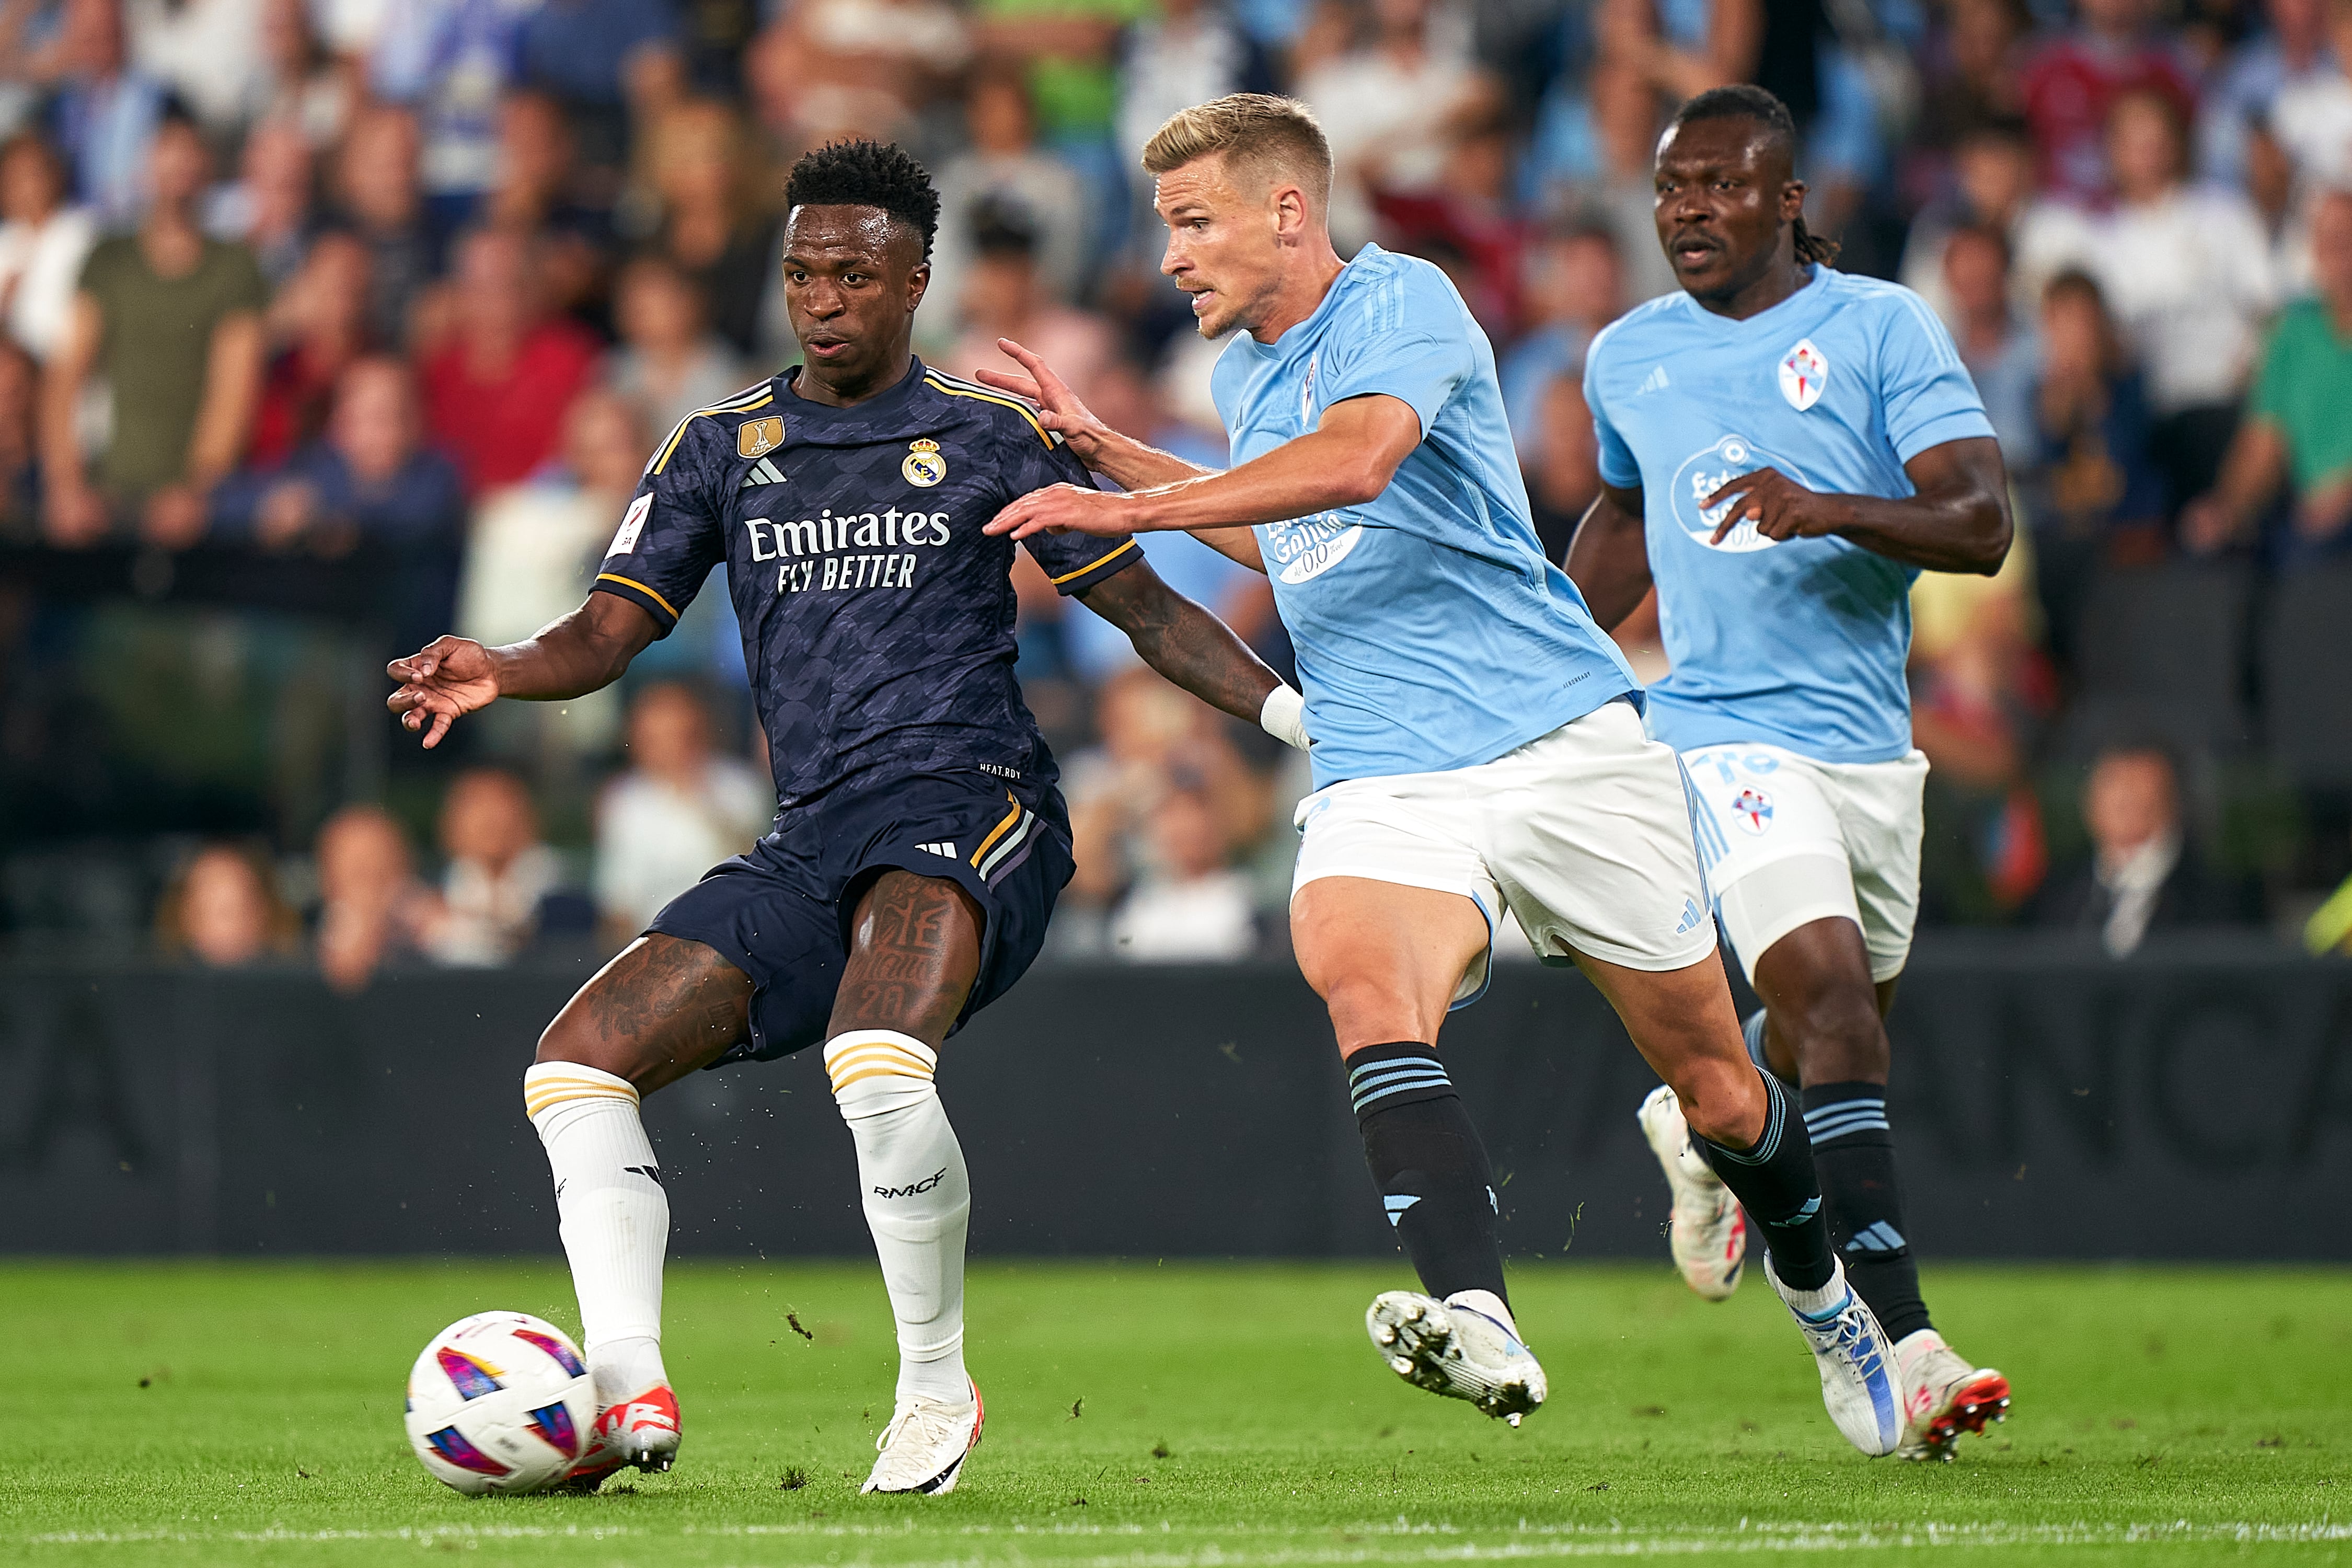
[591, 359, 1138, 806]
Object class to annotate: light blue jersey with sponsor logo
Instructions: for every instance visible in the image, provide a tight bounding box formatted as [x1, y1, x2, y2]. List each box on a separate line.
[1584, 266, 1995, 764]
[1211, 245, 1638, 790]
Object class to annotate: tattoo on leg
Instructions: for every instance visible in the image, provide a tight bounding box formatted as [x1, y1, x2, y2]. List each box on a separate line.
[829, 871, 983, 1045]
[538, 935, 753, 1094]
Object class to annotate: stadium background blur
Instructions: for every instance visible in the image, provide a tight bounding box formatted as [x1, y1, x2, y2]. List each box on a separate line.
[4, 0, 2352, 982]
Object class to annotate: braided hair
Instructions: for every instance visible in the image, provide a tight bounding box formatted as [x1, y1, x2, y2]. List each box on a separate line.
[1667, 85, 1841, 267]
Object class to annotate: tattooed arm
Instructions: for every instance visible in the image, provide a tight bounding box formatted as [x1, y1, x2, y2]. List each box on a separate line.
[1075, 559, 1302, 742]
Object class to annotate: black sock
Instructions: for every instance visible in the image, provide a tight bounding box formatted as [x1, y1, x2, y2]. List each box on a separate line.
[1696, 1068, 1836, 1292]
[1743, 1008, 1796, 1087]
[1348, 1042, 1508, 1308]
[1803, 1081, 1933, 1341]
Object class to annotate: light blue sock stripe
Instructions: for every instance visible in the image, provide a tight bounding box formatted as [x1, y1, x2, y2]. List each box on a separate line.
[1351, 1075, 1454, 1112]
[1802, 1097, 1887, 1127]
[1347, 1057, 1446, 1089]
[1807, 1112, 1892, 1142]
[1708, 1070, 1790, 1166]
[1349, 1067, 1451, 1099]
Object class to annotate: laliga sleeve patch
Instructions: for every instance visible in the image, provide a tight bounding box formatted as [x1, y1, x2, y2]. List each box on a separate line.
[609, 492, 652, 556]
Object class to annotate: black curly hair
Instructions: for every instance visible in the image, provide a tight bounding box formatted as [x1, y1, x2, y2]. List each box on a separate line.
[783, 139, 942, 260]
[1668, 85, 1841, 267]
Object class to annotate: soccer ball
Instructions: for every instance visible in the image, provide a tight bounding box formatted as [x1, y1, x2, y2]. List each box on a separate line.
[403, 1312, 595, 1495]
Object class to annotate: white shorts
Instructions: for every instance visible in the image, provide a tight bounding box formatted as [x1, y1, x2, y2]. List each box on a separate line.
[1678, 742, 1929, 985]
[1291, 699, 1720, 1008]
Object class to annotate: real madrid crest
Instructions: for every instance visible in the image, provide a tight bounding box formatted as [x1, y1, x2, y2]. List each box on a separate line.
[903, 437, 947, 488]
[737, 416, 784, 459]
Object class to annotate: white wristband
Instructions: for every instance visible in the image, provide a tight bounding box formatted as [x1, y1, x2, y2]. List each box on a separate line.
[1259, 683, 1309, 750]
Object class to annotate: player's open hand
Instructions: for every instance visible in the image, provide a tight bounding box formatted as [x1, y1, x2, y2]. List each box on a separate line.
[1703, 466, 1851, 546]
[386, 636, 501, 748]
[975, 338, 1110, 465]
[985, 482, 1134, 540]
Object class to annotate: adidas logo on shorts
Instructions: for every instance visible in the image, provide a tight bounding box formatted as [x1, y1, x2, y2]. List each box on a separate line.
[916, 841, 958, 859]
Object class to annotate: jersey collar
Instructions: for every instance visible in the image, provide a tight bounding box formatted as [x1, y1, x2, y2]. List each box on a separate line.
[1675, 263, 1831, 334]
[780, 356, 928, 428]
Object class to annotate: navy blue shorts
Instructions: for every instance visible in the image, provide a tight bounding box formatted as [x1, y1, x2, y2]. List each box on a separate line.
[647, 770, 1074, 1067]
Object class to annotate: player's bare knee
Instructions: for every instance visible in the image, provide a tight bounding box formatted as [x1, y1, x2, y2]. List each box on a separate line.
[1674, 1056, 1766, 1147]
[1780, 984, 1889, 1083]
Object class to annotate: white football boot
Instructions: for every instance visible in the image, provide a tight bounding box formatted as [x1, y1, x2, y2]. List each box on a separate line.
[1894, 1330, 2011, 1461]
[1764, 1255, 1904, 1457]
[1365, 1290, 1546, 1425]
[1636, 1085, 1748, 1301]
[561, 1385, 680, 1490]
[862, 1381, 984, 1495]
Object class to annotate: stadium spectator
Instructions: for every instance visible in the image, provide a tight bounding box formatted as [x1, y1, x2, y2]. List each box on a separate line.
[1533, 54, 1678, 305]
[313, 802, 433, 991]
[1942, 224, 2041, 470]
[1107, 778, 1260, 960]
[459, 386, 643, 654]
[154, 840, 299, 966]
[1296, 0, 1484, 253]
[419, 226, 603, 497]
[1910, 569, 2053, 921]
[247, 230, 373, 469]
[930, 65, 1090, 324]
[216, 355, 463, 553]
[2182, 187, 2352, 559]
[745, 0, 971, 144]
[0, 133, 97, 367]
[40, 108, 266, 549]
[2200, 0, 2339, 188]
[592, 681, 773, 942]
[2018, 91, 2277, 510]
[1113, 0, 1274, 197]
[2269, 0, 2352, 191]
[605, 253, 747, 440]
[250, 0, 350, 150]
[2034, 744, 2243, 955]
[1523, 370, 1601, 565]
[1373, 104, 1530, 338]
[2025, 270, 2165, 665]
[518, 0, 684, 183]
[1901, 120, 2036, 327]
[369, 0, 535, 217]
[944, 204, 1113, 403]
[331, 106, 439, 349]
[43, 0, 169, 225]
[420, 766, 572, 967]
[640, 98, 778, 360]
[1501, 222, 1621, 472]
[209, 117, 317, 288]
[0, 341, 38, 537]
[1911, 0, 2029, 163]
[2017, 0, 2196, 205]
[126, 0, 269, 138]
[480, 91, 610, 320]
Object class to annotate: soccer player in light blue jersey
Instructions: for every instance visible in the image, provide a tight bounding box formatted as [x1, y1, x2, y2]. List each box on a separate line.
[1567, 85, 2016, 1462]
[984, 93, 1906, 1457]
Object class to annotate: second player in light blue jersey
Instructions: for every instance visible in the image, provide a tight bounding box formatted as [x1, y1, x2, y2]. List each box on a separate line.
[985, 91, 1907, 1458]
[1565, 85, 2016, 1463]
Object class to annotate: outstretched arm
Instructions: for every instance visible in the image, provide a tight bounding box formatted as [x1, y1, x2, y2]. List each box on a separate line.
[1074, 559, 1307, 747]
[978, 337, 1263, 570]
[987, 393, 1422, 545]
[1563, 481, 1655, 631]
[387, 592, 660, 747]
[1698, 435, 2013, 574]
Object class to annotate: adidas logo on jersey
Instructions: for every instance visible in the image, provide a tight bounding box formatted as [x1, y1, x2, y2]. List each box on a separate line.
[739, 457, 787, 489]
[1637, 365, 1671, 395]
[1674, 897, 1705, 935]
[916, 840, 958, 858]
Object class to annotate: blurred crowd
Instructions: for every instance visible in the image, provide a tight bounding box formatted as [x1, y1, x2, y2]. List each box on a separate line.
[4, 0, 2352, 978]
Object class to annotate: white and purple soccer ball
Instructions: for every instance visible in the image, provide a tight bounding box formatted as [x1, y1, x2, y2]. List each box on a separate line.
[403, 1311, 594, 1495]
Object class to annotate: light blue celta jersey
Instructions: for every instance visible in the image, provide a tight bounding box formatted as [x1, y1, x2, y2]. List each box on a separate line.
[1212, 245, 1638, 789]
[1583, 266, 1996, 764]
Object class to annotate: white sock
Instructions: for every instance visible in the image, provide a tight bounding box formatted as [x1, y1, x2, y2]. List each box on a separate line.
[1779, 1255, 1852, 1320]
[824, 1030, 971, 1408]
[525, 1062, 671, 1406]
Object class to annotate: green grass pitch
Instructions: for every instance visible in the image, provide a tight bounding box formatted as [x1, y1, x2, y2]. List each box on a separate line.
[6, 1261, 2348, 1565]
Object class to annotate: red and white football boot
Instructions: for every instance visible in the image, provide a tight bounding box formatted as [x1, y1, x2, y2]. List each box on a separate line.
[562, 1386, 681, 1490]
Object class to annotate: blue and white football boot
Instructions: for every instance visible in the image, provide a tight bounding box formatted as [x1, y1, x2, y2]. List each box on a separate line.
[1365, 1290, 1546, 1426]
[1764, 1254, 1905, 1456]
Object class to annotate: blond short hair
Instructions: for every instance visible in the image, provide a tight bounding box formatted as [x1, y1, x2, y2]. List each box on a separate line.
[1141, 93, 1332, 210]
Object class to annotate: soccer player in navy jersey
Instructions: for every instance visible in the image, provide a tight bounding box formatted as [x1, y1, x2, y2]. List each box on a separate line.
[385, 140, 1306, 1497]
